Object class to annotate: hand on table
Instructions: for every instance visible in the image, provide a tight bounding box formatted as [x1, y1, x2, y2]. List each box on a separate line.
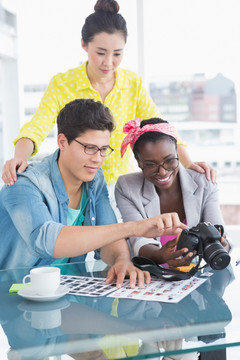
[106, 259, 151, 289]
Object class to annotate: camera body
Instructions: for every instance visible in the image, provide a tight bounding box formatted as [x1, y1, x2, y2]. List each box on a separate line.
[177, 222, 230, 270]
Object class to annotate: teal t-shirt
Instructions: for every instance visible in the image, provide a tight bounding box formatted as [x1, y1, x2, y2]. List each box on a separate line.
[67, 184, 88, 226]
[52, 184, 88, 265]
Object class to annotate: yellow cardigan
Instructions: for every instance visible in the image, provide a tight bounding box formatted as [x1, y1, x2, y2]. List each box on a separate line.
[14, 62, 165, 184]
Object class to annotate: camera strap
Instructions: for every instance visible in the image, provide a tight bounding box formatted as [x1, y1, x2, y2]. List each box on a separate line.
[132, 256, 201, 281]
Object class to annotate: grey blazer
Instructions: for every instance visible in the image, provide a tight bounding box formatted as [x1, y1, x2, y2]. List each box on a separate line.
[115, 164, 224, 255]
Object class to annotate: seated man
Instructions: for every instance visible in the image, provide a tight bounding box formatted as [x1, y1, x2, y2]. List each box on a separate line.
[0, 99, 190, 287]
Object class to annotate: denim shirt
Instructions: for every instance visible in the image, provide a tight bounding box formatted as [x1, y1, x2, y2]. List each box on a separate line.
[0, 150, 117, 269]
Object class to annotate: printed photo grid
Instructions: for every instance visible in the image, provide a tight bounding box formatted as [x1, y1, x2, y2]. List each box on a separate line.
[60, 275, 128, 297]
[60, 275, 207, 303]
[108, 276, 206, 303]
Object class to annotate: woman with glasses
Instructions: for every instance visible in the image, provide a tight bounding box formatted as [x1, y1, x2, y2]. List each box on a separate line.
[115, 118, 229, 266]
[2, 0, 215, 188]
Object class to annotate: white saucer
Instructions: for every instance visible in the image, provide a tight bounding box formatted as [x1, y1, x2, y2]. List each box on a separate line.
[18, 297, 70, 312]
[18, 285, 70, 302]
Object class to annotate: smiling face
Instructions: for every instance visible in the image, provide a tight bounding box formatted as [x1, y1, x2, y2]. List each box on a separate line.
[82, 31, 125, 80]
[58, 129, 111, 186]
[136, 138, 179, 191]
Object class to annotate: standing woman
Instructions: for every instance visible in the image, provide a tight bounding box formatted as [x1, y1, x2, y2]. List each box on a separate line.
[2, 0, 214, 186]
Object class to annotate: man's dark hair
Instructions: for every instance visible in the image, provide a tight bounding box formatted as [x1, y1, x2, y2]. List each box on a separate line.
[57, 99, 115, 142]
[133, 118, 177, 160]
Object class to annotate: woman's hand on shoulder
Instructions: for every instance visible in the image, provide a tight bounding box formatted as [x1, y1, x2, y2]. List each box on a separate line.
[1, 158, 28, 186]
[186, 161, 216, 183]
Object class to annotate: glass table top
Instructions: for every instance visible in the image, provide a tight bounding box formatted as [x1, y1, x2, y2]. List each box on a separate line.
[0, 248, 240, 360]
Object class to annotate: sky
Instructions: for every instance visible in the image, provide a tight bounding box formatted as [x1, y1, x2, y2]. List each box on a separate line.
[4, 0, 240, 89]
[143, 0, 240, 84]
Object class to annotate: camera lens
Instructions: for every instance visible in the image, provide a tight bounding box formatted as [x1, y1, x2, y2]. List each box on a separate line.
[211, 253, 230, 270]
[204, 243, 230, 270]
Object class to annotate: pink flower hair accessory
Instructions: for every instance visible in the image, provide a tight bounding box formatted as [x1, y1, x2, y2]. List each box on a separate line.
[120, 118, 178, 157]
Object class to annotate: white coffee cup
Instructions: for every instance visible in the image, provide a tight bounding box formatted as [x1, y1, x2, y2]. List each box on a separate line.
[24, 308, 62, 329]
[23, 266, 60, 296]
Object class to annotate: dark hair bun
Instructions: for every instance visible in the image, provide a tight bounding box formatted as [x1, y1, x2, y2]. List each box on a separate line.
[94, 0, 120, 14]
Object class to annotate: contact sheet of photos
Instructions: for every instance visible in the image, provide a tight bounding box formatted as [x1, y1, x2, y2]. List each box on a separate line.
[108, 276, 207, 303]
[60, 275, 129, 297]
[60, 275, 207, 303]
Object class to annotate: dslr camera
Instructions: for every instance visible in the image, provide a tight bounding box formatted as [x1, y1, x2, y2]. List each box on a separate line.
[177, 222, 230, 270]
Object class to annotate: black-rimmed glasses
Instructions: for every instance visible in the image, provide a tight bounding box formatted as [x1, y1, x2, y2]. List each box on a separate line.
[142, 157, 179, 174]
[73, 139, 114, 157]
